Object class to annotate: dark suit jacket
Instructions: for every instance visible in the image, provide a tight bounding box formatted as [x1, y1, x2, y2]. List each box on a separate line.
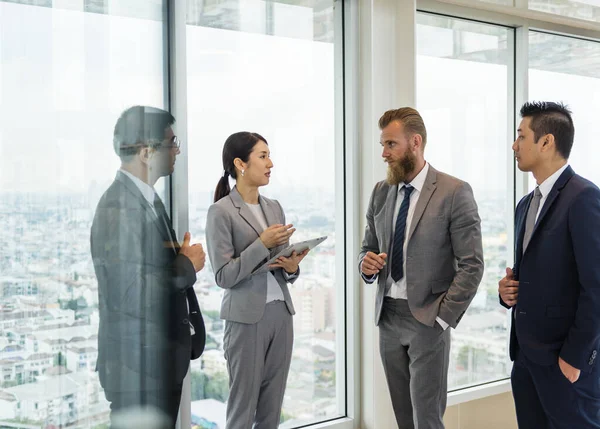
[502, 166, 600, 373]
[91, 171, 205, 395]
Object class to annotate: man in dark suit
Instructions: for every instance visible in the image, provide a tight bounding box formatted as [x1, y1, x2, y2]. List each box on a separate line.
[359, 107, 484, 429]
[499, 101, 600, 428]
[91, 106, 206, 428]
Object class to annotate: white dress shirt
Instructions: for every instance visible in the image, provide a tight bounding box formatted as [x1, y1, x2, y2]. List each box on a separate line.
[246, 203, 286, 303]
[120, 169, 157, 216]
[385, 163, 449, 330]
[121, 169, 173, 243]
[535, 164, 569, 223]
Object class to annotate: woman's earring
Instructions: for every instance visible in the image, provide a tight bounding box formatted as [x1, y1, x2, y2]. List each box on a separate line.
[241, 169, 245, 177]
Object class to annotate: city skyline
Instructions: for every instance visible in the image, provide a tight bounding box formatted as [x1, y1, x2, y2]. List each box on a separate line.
[0, 186, 512, 427]
[1, 0, 599, 428]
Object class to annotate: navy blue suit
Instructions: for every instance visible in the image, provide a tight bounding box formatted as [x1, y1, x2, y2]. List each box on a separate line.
[502, 166, 600, 428]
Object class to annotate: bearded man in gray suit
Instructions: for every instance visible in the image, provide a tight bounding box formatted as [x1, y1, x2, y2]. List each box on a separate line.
[358, 107, 484, 429]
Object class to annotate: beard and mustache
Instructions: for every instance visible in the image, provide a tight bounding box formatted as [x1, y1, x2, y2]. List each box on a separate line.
[386, 150, 417, 185]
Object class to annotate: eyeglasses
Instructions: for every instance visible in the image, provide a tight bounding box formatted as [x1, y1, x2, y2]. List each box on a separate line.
[162, 136, 181, 150]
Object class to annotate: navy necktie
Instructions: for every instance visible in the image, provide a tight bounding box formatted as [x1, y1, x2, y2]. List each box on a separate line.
[391, 185, 414, 282]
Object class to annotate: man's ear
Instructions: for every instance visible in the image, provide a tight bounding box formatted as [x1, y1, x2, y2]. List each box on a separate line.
[541, 134, 555, 151]
[139, 146, 155, 165]
[413, 134, 423, 151]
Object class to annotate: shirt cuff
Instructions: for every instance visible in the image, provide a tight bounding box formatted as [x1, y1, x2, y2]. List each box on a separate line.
[362, 273, 377, 283]
[436, 317, 449, 330]
[283, 269, 298, 280]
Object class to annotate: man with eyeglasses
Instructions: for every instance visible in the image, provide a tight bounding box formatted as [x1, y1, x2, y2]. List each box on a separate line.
[91, 106, 206, 428]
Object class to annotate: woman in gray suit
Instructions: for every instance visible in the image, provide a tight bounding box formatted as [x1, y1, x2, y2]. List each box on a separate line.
[206, 132, 308, 429]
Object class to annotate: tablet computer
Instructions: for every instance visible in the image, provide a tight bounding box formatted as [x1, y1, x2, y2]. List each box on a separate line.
[255, 235, 327, 273]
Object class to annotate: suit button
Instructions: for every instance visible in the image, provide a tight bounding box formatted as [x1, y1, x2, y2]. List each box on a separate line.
[182, 318, 189, 325]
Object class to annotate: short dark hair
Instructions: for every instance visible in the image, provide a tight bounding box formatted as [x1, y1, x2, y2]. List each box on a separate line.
[520, 101, 574, 160]
[113, 106, 175, 161]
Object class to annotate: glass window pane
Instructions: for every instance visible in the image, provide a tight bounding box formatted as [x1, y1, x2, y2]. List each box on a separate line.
[529, 0, 600, 23]
[0, 0, 167, 427]
[417, 13, 513, 390]
[529, 31, 600, 187]
[185, 0, 342, 427]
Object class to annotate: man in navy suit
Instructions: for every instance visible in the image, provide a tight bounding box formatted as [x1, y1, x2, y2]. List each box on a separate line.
[499, 101, 600, 428]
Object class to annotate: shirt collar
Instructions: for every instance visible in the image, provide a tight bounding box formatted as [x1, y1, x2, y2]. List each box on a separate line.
[120, 169, 156, 206]
[398, 162, 429, 194]
[537, 164, 569, 198]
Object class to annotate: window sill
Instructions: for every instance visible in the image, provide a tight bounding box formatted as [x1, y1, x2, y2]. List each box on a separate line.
[447, 378, 512, 407]
[281, 417, 354, 429]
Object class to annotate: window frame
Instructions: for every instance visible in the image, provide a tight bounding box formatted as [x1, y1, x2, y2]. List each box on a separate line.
[415, 9, 517, 393]
[414, 0, 600, 405]
[168, 1, 354, 428]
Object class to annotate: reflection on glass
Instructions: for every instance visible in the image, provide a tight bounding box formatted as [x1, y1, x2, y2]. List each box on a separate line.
[529, 31, 600, 188]
[529, 0, 600, 23]
[185, 0, 341, 427]
[0, 1, 167, 427]
[416, 13, 512, 390]
[91, 106, 206, 429]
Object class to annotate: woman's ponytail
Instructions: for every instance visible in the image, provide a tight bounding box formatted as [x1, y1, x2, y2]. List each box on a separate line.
[214, 171, 231, 202]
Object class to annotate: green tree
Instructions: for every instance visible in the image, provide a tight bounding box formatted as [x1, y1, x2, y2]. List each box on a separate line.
[203, 310, 220, 320]
[280, 409, 294, 424]
[191, 371, 229, 402]
[54, 352, 67, 367]
[457, 345, 489, 370]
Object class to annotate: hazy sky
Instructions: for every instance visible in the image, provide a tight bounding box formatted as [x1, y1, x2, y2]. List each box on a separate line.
[186, 23, 336, 196]
[0, 2, 336, 196]
[1, 2, 599, 197]
[0, 3, 165, 193]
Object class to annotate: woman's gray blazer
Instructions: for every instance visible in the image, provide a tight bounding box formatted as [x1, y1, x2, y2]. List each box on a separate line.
[205, 186, 298, 324]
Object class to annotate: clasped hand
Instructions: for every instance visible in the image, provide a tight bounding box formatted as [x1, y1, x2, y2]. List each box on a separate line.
[361, 251, 387, 276]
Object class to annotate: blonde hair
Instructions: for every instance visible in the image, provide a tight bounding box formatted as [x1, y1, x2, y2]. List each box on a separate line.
[378, 107, 427, 148]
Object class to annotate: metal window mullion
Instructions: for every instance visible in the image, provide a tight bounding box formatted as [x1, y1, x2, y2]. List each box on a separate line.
[167, 0, 191, 428]
[337, 0, 359, 423]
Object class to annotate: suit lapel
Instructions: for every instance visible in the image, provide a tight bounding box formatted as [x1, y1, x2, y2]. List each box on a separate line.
[260, 196, 288, 256]
[384, 185, 398, 254]
[526, 166, 574, 252]
[229, 186, 266, 236]
[116, 171, 174, 246]
[259, 195, 279, 226]
[406, 167, 437, 243]
[515, 194, 529, 258]
[531, 188, 559, 239]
